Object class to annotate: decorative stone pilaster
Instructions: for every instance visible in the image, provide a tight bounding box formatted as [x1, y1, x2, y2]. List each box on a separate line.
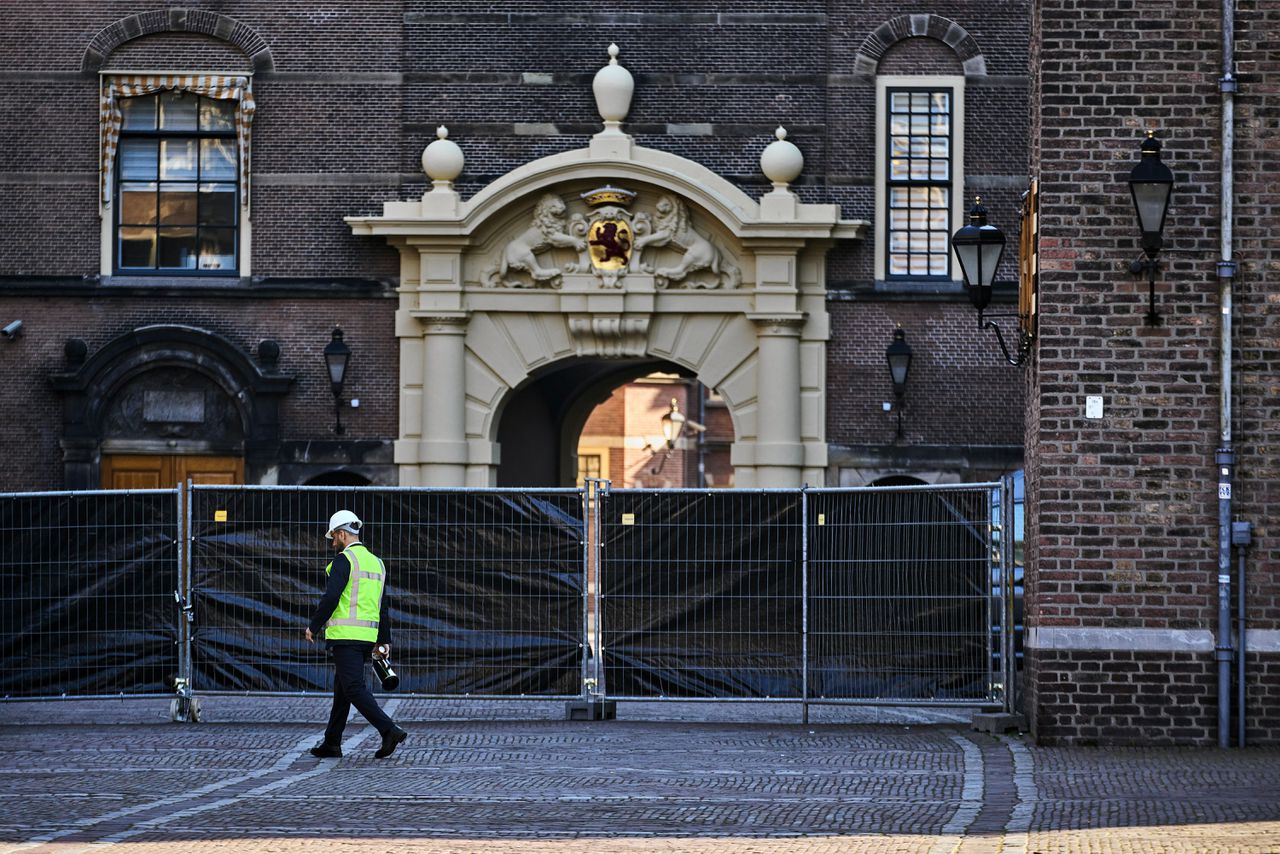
[395, 312, 470, 486]
[745, 313, 807, 487]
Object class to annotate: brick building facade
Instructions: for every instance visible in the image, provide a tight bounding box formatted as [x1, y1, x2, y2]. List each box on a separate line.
[1026, 0, 1280, 744]
[3, 1, 1275, 747]
[0, 1, 1027, 491]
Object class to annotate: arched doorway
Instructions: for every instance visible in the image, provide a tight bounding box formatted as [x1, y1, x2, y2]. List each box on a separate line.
[493, 357, 737, 488]
[495, 357, 676, 487]
[350, 131, 864, 487]
[575, 372, 736, 489]
[50, 325, 293, 489]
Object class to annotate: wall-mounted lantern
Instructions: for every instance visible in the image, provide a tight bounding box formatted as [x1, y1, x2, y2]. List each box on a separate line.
[1126, 131, 1175, 325]
[885, 327, 912, 439]
[323, 327, 351, 435]
[952, 197, 1034, 366]
[660, 398, 686, 449]
[651, 397, 706, 476]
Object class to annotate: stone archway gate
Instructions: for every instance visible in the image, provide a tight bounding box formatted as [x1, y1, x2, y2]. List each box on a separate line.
[347, 104, 866, 488]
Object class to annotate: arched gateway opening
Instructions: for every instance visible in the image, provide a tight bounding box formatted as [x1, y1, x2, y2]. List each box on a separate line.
[495, 357, 735, 488]
[347, 50, 864, 487]
[496, 357, 677, 487]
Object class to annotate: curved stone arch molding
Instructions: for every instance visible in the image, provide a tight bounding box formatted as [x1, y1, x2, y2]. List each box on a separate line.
[350, 140, 862, 488]
[352, 145, 861, 239]
[467, 309, 761, 442]
[50, 325, 293, 488]
[853, 14, 987, 77]
[82, 9, 273, 73]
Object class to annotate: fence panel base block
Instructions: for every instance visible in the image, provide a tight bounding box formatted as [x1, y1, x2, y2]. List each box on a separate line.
[566, 700, 617, 721]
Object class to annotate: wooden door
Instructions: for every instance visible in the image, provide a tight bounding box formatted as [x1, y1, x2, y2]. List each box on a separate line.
[101, 454, 244, 489]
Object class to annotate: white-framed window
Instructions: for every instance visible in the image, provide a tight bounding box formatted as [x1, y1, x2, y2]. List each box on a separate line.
[99, 74, 254, 277]
[874, 75, 965, 283]
[115, 91, 239, 274]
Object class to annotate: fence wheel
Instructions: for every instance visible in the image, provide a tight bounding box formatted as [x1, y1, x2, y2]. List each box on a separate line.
[170, 696, 202, 723]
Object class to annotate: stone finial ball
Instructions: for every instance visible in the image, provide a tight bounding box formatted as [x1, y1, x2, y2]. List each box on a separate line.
[760, 126, 804, 185]
[422, 125, 464, 182]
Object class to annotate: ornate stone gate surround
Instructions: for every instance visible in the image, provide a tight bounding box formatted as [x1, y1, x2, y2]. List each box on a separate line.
[348, 49, 866, 487]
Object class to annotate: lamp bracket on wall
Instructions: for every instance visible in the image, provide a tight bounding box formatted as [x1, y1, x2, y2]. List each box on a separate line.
[1128, 256, 1162, 326]
[975, 308, 1035, 366]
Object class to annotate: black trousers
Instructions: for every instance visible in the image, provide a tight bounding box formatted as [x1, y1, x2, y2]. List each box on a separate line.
[323, 643, 394, 744]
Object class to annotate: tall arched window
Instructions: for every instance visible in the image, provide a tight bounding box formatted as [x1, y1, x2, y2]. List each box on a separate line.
[875, 73, 965, 283]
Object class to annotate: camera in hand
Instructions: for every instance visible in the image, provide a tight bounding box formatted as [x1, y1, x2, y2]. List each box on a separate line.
[372, 655, 399, 691]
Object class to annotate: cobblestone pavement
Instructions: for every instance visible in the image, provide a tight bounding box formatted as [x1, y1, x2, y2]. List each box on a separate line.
[0, 698, 1278, 853]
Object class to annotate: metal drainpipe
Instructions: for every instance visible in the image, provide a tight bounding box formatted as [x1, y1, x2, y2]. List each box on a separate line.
[1233, 520, 1251, 747]
[1215, 0, 1238, 750]
[696, 381, 707, 489]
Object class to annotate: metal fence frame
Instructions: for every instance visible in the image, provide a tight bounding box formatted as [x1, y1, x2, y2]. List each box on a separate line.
[591, 482, 1010, 721]
[182, 484, 590, 704]
[4, 478, 1020, 721]
[0, 487, 182, 704]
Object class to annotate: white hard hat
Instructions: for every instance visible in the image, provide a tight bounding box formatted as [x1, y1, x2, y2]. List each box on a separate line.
[325, 509, 362, 540]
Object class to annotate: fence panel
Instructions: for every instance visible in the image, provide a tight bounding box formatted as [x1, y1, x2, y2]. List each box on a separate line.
[187, 486, 585, 697]
[0, 490, 179, 698]
[598, 490, 803, 699]
[807, 485, 996, 703]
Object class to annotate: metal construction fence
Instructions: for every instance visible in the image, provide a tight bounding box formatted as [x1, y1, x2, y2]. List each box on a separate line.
[0, 489, 181, 699]
[2, 479, 1019, 718]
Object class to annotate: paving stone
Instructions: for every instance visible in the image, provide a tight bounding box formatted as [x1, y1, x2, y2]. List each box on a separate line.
[0, 698, 1277, 853]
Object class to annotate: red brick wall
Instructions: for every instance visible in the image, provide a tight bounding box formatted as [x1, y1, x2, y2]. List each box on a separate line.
[827, 300, 1025, 447]
[0, 294, 396, 490]
[2, 1, 1030, 496]
[1027, 0, 1280, 744]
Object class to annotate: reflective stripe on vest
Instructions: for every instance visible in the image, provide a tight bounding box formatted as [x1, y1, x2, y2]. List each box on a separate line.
[324, 543, 385, 641]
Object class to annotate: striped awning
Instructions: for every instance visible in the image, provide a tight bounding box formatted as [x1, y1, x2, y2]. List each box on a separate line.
[100, 75, 255, 207]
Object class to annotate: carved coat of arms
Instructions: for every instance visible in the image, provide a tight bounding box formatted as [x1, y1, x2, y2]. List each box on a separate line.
[483, 186, 739, 290]
[580, 186, 637, 287]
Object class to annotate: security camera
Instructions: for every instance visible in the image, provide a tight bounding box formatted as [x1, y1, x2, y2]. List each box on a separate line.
[1, 320, 21, 339]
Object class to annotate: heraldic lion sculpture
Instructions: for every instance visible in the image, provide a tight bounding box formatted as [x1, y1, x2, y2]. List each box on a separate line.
[488, 193, 586, 286]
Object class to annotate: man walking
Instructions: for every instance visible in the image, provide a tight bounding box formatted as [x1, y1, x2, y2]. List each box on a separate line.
[305, 509, 407, 759]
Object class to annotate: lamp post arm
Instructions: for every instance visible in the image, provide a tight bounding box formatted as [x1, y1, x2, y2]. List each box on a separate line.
[977, 307, 1034, 367]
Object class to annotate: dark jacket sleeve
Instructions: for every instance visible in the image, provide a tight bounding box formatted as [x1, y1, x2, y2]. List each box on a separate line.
[309, 553, 350, 635]
[377, 591, 391, 645]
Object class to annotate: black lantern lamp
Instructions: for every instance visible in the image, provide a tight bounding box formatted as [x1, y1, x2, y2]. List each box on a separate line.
[651, 396, 705, 477]
[885, 327, 912, 439]
[660, 398, 686, 449]
[323, 327, 351, 434]
[952, 197, 1033, 366]
[1127, 131, 1174, 325]
[952, 196, 1006, 315]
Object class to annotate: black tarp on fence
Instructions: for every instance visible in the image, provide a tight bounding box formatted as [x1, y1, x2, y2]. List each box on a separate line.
[595, 486, 995, 703]
[187, 487, 585, 696]
[0, 490, 178, 697]
[2, 482, 1006, 709]
[807, 487, 992, 701]
[598, 490, 804, 698]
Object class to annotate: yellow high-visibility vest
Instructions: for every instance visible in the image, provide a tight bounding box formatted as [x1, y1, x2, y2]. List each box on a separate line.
[324, 543, 385, 642]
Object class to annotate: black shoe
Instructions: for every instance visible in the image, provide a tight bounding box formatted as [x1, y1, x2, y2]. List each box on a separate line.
[374, 725, 407, 759]
[309, 742, 343, 758]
